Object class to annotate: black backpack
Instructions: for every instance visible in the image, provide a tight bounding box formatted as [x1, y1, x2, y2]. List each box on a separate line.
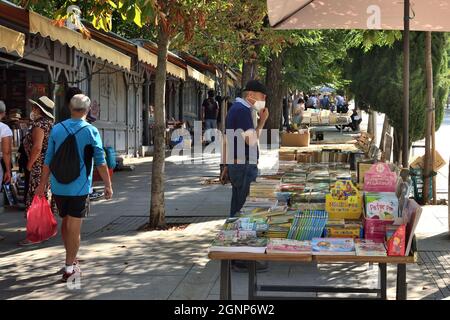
[50, 122, 91, 184]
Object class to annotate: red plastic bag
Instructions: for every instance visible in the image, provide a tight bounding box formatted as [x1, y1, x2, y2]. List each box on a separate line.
[26, 196, 57, 243]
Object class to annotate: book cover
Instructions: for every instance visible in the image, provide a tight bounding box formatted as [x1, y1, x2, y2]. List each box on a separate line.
[365, 192, 399, 220]
[355, 240, 387, 256]
[209, 235, 267, 254]
[267, 239, 311, 255]
[311, 238, 355, 255]
[402, 199, 422, 256]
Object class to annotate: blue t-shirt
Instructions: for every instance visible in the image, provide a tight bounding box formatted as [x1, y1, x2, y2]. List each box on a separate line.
[336, 95, 345, 106]
[225, 99, 258, 163]
[44, 118, 106, 196]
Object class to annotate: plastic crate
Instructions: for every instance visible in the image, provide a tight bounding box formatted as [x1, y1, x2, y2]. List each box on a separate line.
[409, 168, 432, 204]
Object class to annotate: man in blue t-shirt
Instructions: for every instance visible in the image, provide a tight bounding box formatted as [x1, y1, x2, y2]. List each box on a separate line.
[221, 80, 269, 217]
[36, 94, 113, 283]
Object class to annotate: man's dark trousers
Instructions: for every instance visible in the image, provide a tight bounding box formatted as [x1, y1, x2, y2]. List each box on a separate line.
[228, 163, 258, 217]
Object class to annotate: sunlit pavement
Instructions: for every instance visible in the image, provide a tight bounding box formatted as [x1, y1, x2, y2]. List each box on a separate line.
[0, 131, 449, 299]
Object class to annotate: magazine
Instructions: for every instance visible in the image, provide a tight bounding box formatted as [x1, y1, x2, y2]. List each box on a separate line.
[266, 239, 311, 255]
[355, 240, 387, 256]
[311, 238, 355, 255]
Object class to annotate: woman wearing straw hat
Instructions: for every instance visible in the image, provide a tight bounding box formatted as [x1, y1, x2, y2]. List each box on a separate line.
[19, 96, 55, 245]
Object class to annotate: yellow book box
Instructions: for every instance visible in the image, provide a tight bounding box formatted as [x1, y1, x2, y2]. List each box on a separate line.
[325, 180, 362, 219]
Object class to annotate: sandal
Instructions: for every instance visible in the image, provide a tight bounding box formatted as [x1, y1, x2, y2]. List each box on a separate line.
[18, 239, 42, 246]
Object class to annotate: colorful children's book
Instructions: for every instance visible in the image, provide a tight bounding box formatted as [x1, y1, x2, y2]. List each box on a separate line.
[287, 210, 328, 241]
[355, 240, 387, 256]
[365, 192, 399, 220]
[266, 239, 311, 255]
[386, 224, 406, 256]
[311, 238, 355, 255]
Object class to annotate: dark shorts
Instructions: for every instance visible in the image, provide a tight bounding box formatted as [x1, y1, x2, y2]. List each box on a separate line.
[54, 195, 89, 219]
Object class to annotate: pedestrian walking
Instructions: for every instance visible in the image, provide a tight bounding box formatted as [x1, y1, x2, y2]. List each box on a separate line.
[0, 100, 12, 242]
[293, 98, 305, 125]
[282, 96, 290, 128]
[36, 94, 113, 282]
[19, 96, 56, 246]
[202, 90, 219, 144]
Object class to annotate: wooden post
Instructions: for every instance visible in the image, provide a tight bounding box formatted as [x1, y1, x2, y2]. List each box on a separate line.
[431, 99, 437, 205]
[402, 0, 410, 169]
[424, 31, 433, 204]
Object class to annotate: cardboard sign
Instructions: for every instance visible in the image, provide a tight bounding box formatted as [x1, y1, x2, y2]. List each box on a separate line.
[363, 163, 397, 192]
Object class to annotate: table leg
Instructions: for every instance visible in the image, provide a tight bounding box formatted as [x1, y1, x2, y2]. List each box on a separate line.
[248, 261, 256, 300]
[379, 263, 387, 300]
[396, 264, 407, 300]
[220, 260, 232, 300]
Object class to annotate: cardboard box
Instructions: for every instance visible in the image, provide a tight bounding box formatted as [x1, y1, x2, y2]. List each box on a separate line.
[364, 218, 394, 243]
[325, 180, 363, 220]
[324, 225, 363, 239]
[410, 150, 446, 171]
[281, 130, 310, 147]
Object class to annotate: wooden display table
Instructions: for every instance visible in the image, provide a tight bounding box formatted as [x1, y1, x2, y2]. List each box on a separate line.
[208, 250, 417, 300]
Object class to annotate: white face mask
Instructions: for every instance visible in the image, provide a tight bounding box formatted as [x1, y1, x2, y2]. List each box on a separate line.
[253, 100, 266, 112]
[30, 111, 37, 121]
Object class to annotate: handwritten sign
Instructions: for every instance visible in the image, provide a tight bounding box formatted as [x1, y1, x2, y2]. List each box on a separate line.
[363, 163, 397, 192]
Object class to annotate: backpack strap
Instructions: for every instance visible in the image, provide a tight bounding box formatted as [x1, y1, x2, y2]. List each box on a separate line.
[73, 124, 91, 136]
[59, 122, 90, 136]
[60, 122, 70, 135]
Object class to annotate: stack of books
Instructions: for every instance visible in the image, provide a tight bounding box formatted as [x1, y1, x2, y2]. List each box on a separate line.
[209, 230, 267, 254]
[355, 240, 387, 256]
[288, 210, 328, 241]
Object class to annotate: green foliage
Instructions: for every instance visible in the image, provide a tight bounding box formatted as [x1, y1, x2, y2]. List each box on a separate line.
[346, 32, 449, 143]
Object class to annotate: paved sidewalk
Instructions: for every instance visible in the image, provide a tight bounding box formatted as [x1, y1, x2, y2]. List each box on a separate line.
[0, 153, 449, 300]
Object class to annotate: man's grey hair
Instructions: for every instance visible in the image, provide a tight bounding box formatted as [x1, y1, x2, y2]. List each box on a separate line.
[70, 94, 91, 112]
[0, 100, 6, 113]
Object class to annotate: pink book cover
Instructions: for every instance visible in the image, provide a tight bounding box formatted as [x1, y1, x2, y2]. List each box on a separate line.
[363, 163, 397, 192]
[267, 239, 311, 254]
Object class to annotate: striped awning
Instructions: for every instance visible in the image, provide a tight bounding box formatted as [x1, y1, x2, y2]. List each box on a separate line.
[137, 46, 186, 80]
[187, 66, 215, 89]
[29, 11, 130, 70]
[137, 46, 157, 68]
[0, 24, 25, 57]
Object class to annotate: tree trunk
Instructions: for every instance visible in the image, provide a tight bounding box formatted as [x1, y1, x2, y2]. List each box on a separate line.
[220, 64, 228, 132]
[367, 110, 377, 144]
[241, 59, 259, 88]
[393, 127, 403, 165]
[424, 31, 433, 204]
[432, 100, 437, 204]
[264, 52, 284, 144]
[149, 28, 170, 228]
[379, 114, 391, 152]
